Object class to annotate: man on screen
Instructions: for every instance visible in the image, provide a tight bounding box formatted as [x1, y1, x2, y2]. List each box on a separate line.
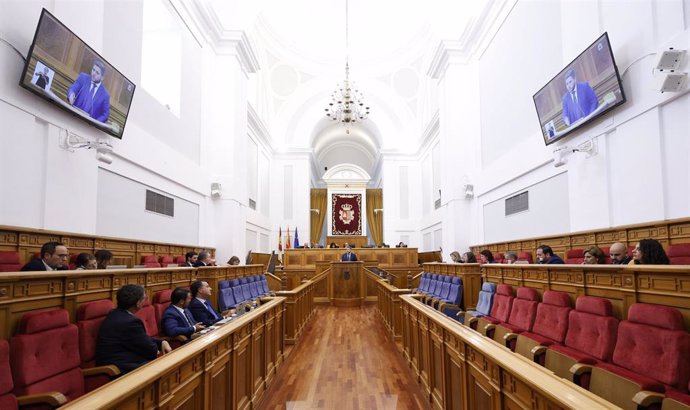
[67, 60, 111, 123]
[561, 68, 598, 127]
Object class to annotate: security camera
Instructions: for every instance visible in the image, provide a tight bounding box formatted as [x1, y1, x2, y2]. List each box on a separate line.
[97, 152, 113, 164]
[553, 147, 569, 167]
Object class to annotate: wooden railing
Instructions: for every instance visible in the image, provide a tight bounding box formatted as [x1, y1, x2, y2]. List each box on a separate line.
[470, 216, 690, 260]
[61, 298, 285, 410]
[421, 263, 484, 310]
[483, 263, 690, 330]
[0, 265, 267, 340]
[0, 224, 215, 267]
[367, 270, 410, 341]
[400, 295, 621, 410]
[275, 270, 328, 344]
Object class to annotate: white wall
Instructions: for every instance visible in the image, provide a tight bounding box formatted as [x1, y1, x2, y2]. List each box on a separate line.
[435, 0, 690, 248]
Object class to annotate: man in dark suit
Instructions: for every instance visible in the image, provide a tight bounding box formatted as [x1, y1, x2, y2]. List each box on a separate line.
[341, 245, 358, 262]
[189, 280, 222, 326]
[536, 245, 565, 264]
[193, 251, 215, 267]
[610, 242, 632, 265]
[67, 60, 111, 123]
[96, 285, 171, 374]
[20, 241, 69, 271]
[184, 251, 198, 267]
[162, 288, 205, 338]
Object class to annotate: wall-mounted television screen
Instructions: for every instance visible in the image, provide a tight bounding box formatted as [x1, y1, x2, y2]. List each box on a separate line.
[19, 9, 135, 139]
[533, 32, 625, 145]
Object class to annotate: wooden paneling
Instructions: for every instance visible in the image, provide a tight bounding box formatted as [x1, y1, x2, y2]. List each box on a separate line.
[397, 295, 622, 410]
[275, 270, 325, 344]
[471, 216, 690, 259]
[0, 224, 215, 267]
[61, 298, 285, 410]
[283, 248, 418, 270]
[422, 263, 483, 310]
[483, 264, 690, 330]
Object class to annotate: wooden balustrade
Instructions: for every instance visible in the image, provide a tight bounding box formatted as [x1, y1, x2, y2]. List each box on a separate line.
[0, 224, 215, 267]
[275, 270, 328, 344]
[421, 263, 483, 310]
[367, 270, 410, 341]
[484, 263, 690, 330]
[61, 298, 285, 410]
[470, 216, 690, 260]
[400, 295, 621, 410]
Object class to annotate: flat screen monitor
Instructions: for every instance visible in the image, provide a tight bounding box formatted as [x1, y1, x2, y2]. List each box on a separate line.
[19, 9, 135, 139]
[533, 32, 625, 145]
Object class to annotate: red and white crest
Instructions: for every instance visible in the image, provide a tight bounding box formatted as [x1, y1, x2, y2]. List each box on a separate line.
[339, 203, 354, 224]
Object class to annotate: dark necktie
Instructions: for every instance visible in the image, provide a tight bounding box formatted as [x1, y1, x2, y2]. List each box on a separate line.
[204, 300, 219, 319]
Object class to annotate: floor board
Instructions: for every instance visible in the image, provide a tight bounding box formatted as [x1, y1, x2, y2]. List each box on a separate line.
[258, 305, 430, 410]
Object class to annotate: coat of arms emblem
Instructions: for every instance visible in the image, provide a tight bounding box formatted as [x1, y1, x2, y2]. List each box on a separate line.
[339, 203, 354, 224]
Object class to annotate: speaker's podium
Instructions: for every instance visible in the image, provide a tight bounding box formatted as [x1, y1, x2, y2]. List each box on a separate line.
[329, 261, 364, 307]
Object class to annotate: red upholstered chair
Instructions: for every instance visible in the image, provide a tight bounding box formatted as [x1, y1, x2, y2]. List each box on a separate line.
[173, 256, 186, 265]
[565, 248, 584, 264]
[0, 251, 21, 272]
[141, 255, 161, 268]
[544, 296, 618, 388]
[494, 252, 504, 263]
[489, 287, 539, 350]
[135, 298, 159, 338]
[584, 303, 690, 410]
[152, 290, 186, 348]
[0, 339, 17, 410]
[76, 300, 120, 391]
[514, 291, 571, 364]
[600, 247, 612, 264]
[517, 252, 533, 263]
[667, 244, 690, 265]
[475, 284, 514, 338]
[158, 255, 174, 266]
[10, 309, 84, 408]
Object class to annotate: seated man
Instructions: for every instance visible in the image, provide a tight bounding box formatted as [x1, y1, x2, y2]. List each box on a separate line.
[96, 285, 171, 374]
[193, 251, 215, 267]
[184, 251, 198, 267]
[609, 242, 632, 265]
[536, 245, 564, 264]
[162, 287, 205, 338]
[189, 280, 222, 326]
[341, 245, 358, 262]
[21, 241, 69, 271]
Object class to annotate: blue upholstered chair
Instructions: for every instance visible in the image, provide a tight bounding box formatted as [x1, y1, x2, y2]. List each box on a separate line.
[458, 282, 496, 328]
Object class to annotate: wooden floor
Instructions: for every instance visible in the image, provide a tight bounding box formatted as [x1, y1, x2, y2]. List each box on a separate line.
[258, 305, 430, 410]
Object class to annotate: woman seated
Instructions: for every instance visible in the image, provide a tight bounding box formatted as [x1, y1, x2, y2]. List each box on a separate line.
[583, 246, 606, 264]
[632, 239, 670, 265]
[461, 252, 477, 263]
[449, 251, 462, 263]
[75, 252, 97, 270]
[479, 250, 495, 264]
[504, 252, 518, 264]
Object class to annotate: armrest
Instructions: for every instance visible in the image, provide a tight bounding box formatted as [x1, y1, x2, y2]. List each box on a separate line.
[632, 391, 664, 407]
[174, 335, 190, 343]
[483, 323, 496, 333]
[503, 332, 518, 343]
[410, 294, 425, 300]
[465, 316, 478, 328]
[16, 391, 67, 407]
[82, 364, 121, 377]
[570, 363, 593, 387]
[530, 345, 547, 357]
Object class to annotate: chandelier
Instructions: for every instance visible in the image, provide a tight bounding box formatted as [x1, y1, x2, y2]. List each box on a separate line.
[324, 0, 370, 133]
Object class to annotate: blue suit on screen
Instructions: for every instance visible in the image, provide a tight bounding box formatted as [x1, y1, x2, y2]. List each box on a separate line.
[67, 73, 111, 122]
[562, 82, 598, 126]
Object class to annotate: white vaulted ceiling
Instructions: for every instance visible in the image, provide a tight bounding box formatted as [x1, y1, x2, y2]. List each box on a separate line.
[196, 0, 509, 177]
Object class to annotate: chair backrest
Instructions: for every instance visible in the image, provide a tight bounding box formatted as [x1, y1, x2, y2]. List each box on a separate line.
[600, 247, 612, 264]
[418, 273, 429, 292]
[10, 309, 84, 401]
[517, 252, 533, 263]
[437, 276, 452, 299]
[218, 280, 231, 290]
[141, 255, 157, 264]
[231, 281, 245, 304]
[565, 248, 584, 264]
[219, 288, 236, 311]
[144, 262, 162, 268]
[489, 284, 514, 322]
[612, 303, 690, 390]
[428, 275, 441, 294]
[506, 287, 539, 330]
[76, 300, 114, 367]
[564, 296, 618, 362]
[0, 339, 17, 410]
[530, 291, 571, 343]
[667, 244, 690, 265]
[135, 299, 159, 338]
[0, 251, 21, 272]
[446, 277, 463, 306]
[260, 275, 270, 294]
[248, 276, 261, 298]
[493, 252, 504, 263]
[475, 282, 496, 316]
[173, 255, 186, 264]
[158, 255, 173, 266]
[152, 289, 173, 332]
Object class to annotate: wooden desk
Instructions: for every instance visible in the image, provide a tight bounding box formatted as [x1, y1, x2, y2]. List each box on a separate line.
[326, 235, 368, 248]
[330, 262, 364, 307]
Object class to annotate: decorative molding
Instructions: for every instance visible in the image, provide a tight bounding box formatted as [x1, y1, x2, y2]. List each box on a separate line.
[177, 0, 260, 75]
[427, 0, 517, 79]
[247, 104, 275, 156]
